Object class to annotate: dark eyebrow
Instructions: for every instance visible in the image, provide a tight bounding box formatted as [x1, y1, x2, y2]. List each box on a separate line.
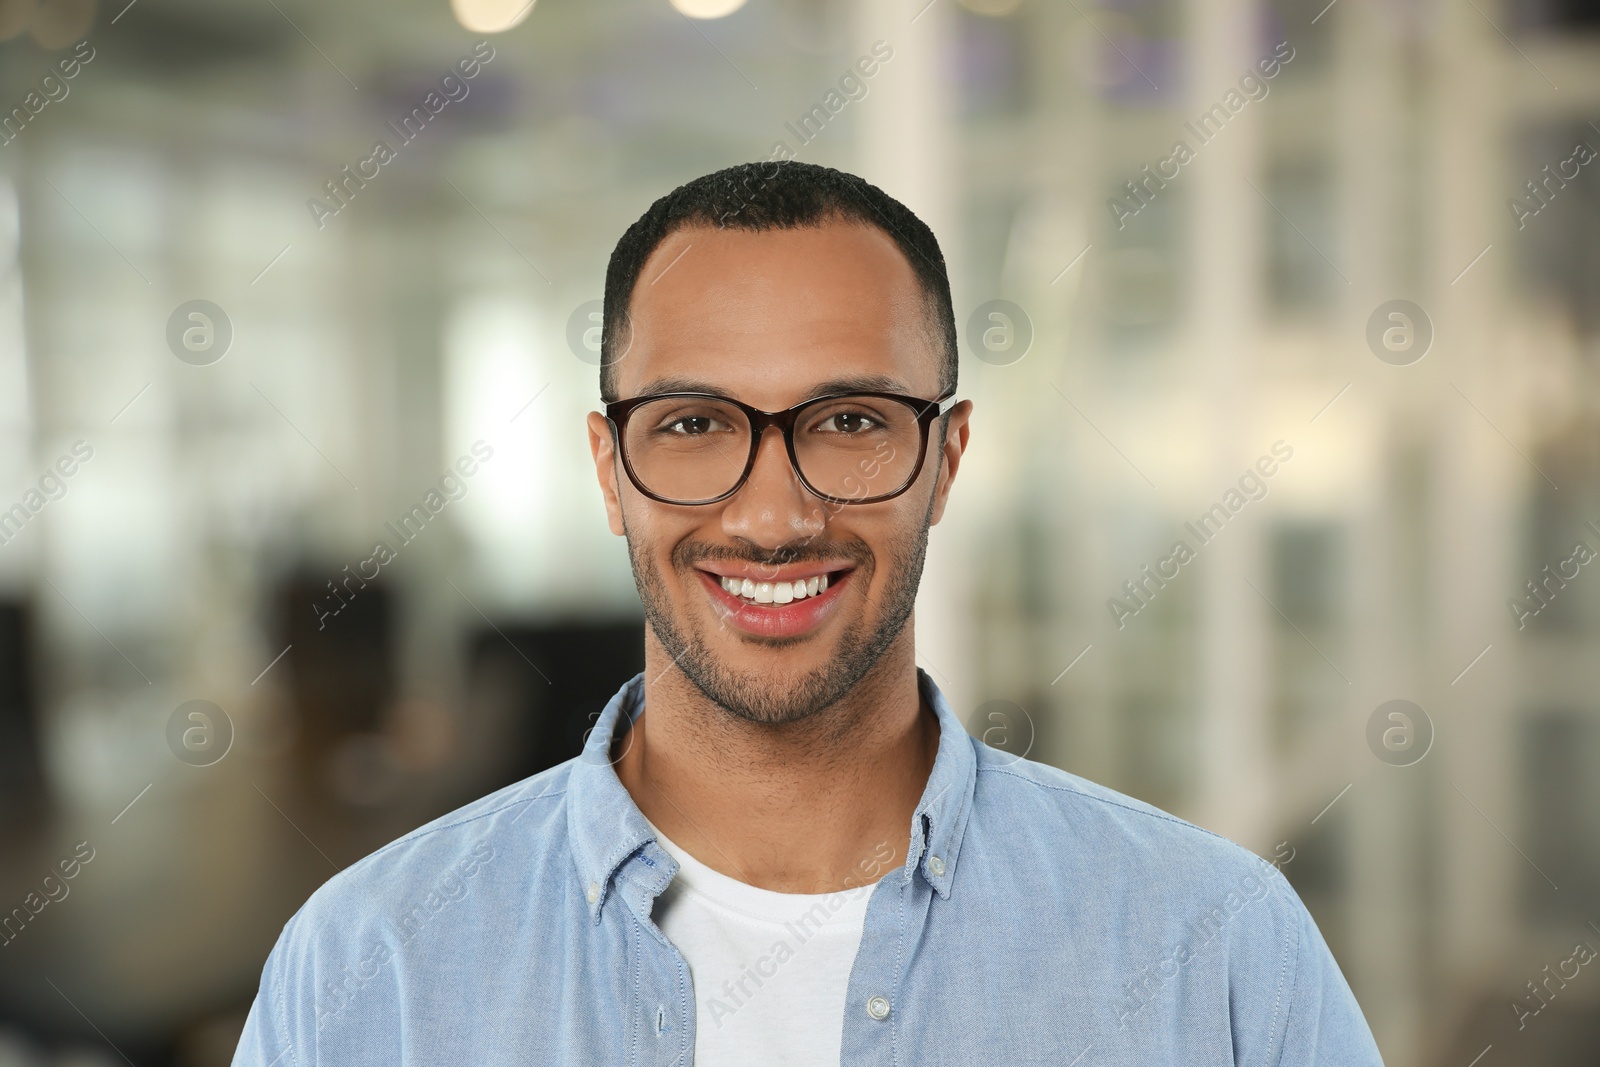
[632, 373, 915, 402]
[801, 374, 911, 399]
[634, 376, 723, 397]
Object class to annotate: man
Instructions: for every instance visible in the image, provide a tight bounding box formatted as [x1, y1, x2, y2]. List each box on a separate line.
[233, 162, 1383, 1065]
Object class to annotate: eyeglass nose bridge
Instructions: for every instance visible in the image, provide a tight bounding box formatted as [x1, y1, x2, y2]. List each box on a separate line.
[735, 404, 813, 498]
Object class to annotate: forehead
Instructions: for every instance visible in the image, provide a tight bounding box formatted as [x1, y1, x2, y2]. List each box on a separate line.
[613, 220, 941, 405]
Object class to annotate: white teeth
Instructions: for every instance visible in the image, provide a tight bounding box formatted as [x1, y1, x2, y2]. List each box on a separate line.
[718, 572, 834, 604]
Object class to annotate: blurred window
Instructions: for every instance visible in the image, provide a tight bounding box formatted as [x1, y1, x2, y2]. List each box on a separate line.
[1510, 121, 1600, 341]
[1268, 520, 1347, 748]
[1279, 807, 1349, 964]
[956, 6, 1031, 118]
[1115, 691, 1195, 813]
[1521, 710, 1600, 922]
[1263, 0, 1335, 75]
[1097, 190, 1184, 356]
[1263, 158, 1339, 320]
[1094, 0, 1184, 106]
[1524, 423, 1600, 634]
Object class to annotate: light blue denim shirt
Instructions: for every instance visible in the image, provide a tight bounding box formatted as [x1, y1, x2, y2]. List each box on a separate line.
[232, 669, 1384, 1066]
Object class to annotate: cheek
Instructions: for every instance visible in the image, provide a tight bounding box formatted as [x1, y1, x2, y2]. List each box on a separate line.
[621, 499, 704, 578]
[835, 515, 906, 584]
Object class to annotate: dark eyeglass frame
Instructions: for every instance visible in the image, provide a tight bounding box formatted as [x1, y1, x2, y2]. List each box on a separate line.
[603, 389, 958, 506]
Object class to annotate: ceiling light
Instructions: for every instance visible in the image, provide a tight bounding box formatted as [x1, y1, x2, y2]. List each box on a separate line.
[450, 0, 534, 33]
[669, 0, 747, 19]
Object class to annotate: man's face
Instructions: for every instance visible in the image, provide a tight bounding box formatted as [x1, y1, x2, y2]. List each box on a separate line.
[586, 220, 972, 725]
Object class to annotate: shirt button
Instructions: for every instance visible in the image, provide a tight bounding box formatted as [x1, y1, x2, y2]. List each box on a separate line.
[928, 855, 946, 877]
[866, 995, 891, 1020]
[586, 881, 600, 904]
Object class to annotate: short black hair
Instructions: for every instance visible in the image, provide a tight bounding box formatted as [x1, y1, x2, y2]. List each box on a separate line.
[599, 160, 958, 403]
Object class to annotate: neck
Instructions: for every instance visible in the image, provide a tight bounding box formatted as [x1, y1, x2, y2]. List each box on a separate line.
[612, 622, 940, 894]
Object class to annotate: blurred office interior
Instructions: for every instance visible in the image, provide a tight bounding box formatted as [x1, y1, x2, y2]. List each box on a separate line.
[0, 0, 1599, 1063]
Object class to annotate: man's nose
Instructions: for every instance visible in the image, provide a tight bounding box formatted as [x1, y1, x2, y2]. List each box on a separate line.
[719, 426, 827, 551]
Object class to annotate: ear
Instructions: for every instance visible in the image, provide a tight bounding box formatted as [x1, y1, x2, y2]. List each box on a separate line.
[927, 400, 972, 527]
[586, 411, 627, 536]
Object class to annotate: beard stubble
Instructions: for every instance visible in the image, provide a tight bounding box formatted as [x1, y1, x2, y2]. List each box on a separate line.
[623, 498, 935, 726]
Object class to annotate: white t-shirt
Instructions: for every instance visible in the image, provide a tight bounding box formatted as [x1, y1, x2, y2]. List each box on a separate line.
[643, 818, 878, 1067]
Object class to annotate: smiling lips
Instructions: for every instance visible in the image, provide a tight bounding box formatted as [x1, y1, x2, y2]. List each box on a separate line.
[695, 565, 853, 639]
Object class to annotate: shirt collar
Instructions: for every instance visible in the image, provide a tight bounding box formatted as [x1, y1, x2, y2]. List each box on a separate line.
[566, 667, 978, 922]
[902, 667, 978, 901]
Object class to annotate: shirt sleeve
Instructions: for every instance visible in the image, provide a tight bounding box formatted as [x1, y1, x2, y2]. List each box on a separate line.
[231, 935, 299, 1067]
[1270, 882, 1385, 1067]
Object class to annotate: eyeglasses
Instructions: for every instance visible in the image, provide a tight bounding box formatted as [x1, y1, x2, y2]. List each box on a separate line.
[603, 389, 958, 506]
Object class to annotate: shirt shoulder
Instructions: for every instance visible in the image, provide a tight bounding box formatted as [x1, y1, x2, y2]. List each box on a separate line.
[260, 761, 576, 1031]
[970, 742, 1280, 888]
[235, 760, 593, 1065]
[287, 760, 574, 939]
[963, 745, 1381, 1066]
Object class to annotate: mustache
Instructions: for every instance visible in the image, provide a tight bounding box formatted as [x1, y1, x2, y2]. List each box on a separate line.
[672, 537, 871, 577]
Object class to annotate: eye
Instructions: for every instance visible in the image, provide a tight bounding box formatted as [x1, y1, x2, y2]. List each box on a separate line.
[815, 411, 880, 434]
[649, 409, 736, 436]
[665, 415, 724, 435]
